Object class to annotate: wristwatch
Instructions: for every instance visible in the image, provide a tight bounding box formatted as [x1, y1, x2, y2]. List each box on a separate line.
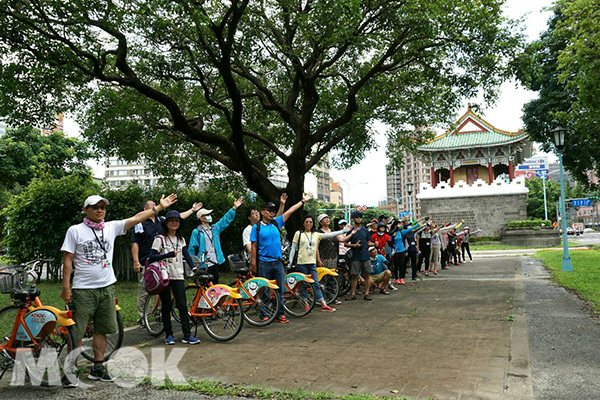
[152, 206, 158, 214]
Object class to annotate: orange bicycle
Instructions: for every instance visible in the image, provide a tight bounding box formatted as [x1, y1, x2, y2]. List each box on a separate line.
[4, 260, 124, 363]
[144, 270, 244, 341]
[227, 254, 280, 326]
[0, 265, 76, 385]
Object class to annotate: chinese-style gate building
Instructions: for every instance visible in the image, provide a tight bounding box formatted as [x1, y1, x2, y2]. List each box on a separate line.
[416, 108, 532, 236]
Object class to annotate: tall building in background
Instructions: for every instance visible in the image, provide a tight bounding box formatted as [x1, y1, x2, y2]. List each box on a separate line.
[315, 159, 331, 202]
[105, 157, 160, 188]
[384, 150, 428, 218]
[330, 179, 344, 206]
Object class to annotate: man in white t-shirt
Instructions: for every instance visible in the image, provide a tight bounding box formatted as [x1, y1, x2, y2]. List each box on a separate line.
[242, 208, 260, 253]
[60, 193, 177, 386]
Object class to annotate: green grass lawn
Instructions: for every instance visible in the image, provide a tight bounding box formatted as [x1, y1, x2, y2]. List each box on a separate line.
[534, 250, 600, 313]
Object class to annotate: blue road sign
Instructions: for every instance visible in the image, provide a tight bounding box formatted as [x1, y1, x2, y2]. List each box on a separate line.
[571, 199, 592, 207]
[535, 169, 549, 180]
[398, 211, 412, 217]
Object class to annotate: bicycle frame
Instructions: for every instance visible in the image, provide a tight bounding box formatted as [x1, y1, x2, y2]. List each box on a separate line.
[187, 283, 241, 319]
[234, 276, 279, 301]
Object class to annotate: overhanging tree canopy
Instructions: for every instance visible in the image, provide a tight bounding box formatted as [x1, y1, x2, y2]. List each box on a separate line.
[0, 0, 522, 207]
[516, 0, 600, 187]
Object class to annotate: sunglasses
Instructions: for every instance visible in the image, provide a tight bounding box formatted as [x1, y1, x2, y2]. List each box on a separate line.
[88, 205, 106, 210]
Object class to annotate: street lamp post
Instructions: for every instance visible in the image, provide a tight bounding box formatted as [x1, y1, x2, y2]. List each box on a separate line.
[406, 182, 414, 220]
[551, 125, 572, 272]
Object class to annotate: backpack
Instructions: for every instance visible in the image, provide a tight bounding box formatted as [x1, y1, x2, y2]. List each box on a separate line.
[144, 236, 170, 294]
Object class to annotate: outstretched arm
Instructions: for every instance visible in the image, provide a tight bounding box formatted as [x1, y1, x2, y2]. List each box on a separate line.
[282, 193, 313, 223]
[180, 202, 203, 220]
[276, 193, 288, 217]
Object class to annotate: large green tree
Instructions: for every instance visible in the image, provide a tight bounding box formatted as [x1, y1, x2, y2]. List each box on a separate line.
[516, 1, 600, 187]
[0, 125, 93, 191]
[0, 0, 522, 232]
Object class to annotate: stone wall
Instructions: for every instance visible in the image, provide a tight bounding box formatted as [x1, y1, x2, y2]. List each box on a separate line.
[419, 193, 528, 237]
[501, 227, 560, 247]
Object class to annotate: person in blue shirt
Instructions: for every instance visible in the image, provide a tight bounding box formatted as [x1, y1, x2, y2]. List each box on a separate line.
[250, 192, 313, 324]
[391, 218, 425, 285]
[368, 247, 392, 295]
[189, 197, 244, 284]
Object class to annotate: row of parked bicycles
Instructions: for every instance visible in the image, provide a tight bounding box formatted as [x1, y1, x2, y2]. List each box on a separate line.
[141, 249, 352, 341]
[0, 251, 353, 385]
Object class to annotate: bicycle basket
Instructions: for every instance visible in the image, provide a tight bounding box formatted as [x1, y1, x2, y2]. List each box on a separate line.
[0, 266, 23, 294]
[227, 254, 248, 273]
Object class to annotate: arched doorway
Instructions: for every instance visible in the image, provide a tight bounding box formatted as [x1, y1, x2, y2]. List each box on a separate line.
[436, 168, 450, 184]
[493, 164, 509, 180]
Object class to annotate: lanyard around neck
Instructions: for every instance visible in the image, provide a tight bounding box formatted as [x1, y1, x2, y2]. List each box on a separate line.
[89, 226, 107, 257]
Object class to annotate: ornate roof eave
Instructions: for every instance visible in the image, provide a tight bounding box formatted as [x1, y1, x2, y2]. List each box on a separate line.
[417, 134, 530, 153]
[425, 109, 526, 144]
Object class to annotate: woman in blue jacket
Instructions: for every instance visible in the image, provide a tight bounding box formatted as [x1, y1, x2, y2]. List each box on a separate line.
[189, 197, 244, 283]
[391, 218, 424, 285]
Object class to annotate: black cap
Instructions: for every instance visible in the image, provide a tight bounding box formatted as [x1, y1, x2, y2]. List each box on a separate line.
[351, 211, 363, 219]
[262, 202, 277, 210]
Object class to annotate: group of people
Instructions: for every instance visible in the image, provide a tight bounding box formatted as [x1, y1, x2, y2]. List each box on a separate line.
[59, 191, 479, 387]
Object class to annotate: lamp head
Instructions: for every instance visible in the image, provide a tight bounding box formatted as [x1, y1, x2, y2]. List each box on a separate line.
[550, 125, 566, 150]
[406, 182, 414, 194]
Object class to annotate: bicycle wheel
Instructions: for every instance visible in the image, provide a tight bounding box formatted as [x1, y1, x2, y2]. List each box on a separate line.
[283, 281, 316, 317]
[81, 310, 124, 362]
[337, 266, 351, 297]
[201, 298, 244, 341]
[143, 294, 165, 337]
[241, 286, 280, 326]
[320, 275, 339, 305]
[0, 305, 19, 344]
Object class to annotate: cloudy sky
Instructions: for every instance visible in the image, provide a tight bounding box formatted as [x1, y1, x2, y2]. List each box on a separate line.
[332, 0, 556, 205]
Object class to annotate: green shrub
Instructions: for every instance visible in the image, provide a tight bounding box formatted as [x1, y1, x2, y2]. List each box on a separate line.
[507, 219, 552, 228]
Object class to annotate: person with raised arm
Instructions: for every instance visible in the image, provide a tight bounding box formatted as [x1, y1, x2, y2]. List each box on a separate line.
[61, 193, 177, 386]
[250, 193, 313, 324]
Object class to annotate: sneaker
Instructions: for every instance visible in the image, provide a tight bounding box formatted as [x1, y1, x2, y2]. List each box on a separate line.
[182, 335, 200, 345]
[412, 277, 417, 281]
[388, 283, 398, 291]
[321, 305, 336, 312]
[88, 365, 116, 382]
[399, 279, 405, 285]
[165, 335, 175, 345]
[334, 299, 342, 305]
[62, 374, 79, 388]
[470, 260, 473, 263]
[274, 316, 290, 324]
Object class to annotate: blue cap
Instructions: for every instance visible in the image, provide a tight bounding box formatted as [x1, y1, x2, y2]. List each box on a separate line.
[165, 210, 181, 220]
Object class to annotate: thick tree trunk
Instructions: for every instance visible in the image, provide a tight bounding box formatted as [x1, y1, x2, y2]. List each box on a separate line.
[282, 162, 307, 241]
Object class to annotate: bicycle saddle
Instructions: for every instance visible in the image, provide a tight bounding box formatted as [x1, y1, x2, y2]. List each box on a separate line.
[198, 273, 214, 281]
[12, 288, 41, 303]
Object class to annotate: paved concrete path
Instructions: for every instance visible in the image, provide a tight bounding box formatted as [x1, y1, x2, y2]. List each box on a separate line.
[2, 255, 599, 399]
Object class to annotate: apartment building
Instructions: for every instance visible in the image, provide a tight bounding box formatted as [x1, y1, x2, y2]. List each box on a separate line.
[386, 150, 429, 219]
